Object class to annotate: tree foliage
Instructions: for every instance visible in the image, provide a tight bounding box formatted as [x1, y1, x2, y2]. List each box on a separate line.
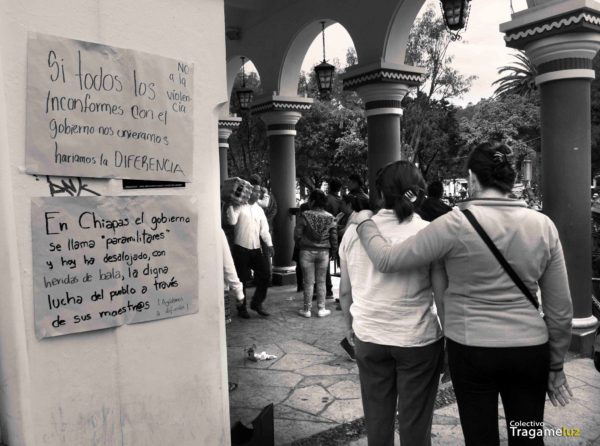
[459, 94, 541, 186]
[294, 59, 367, 190]
[227, 53, 368, 190]
[405, 6, 476, 101]
[402, 5, 475, 181]
[493, 51, 538, 99]
[491, 50, 600, 178]
[228, 72, 268, 179]
[402, 94, 462, 180]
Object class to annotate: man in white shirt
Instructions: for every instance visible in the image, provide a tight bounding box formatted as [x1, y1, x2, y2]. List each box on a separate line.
[226, 185, 274, 318]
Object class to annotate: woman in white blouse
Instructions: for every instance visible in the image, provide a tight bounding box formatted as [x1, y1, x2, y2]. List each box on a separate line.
[339, 161, 446, 446]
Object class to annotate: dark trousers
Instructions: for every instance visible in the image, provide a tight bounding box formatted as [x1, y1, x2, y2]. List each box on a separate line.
[296, 262, 303, 290]
[326, 267, 332, 295]
[447, 339, 550, 446]
[260, 239, 273, 283]
[355, 337, 444, 446]
[232, 245, 270, 307]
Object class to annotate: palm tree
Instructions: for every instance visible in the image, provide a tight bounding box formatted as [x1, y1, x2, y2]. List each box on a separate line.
[493, 51, 537, 98]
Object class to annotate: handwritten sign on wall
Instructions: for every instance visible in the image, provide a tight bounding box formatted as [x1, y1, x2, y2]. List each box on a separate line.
[26, 33, 194, 181]
[31, 196, 198, 339]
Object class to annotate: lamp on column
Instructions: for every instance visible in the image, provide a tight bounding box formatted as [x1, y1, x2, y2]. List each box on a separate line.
[440, 0, 471, 31]
[314, 21, 335, 96]
[236, 56, 254, 111]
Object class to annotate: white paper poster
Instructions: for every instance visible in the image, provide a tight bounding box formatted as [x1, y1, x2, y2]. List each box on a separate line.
[31, 196, 199, 339]
[26, 33, 194, 181]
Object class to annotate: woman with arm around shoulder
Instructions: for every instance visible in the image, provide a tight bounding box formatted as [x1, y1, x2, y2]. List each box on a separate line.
[355, 142, 573, 446]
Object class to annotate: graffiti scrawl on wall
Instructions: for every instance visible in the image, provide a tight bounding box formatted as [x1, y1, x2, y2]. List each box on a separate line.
[35, 175, 101, 197]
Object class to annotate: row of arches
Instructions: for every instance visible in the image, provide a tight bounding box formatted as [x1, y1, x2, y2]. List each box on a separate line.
[225, 0, 426, 99]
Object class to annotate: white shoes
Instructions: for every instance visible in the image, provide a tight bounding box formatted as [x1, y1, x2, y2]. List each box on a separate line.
[299, 308, 331, 318]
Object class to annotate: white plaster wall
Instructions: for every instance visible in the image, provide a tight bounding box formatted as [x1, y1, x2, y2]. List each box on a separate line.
[0, 0, 230, 445]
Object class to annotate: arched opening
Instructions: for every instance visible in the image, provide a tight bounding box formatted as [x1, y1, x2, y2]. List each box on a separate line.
[279, 20, 357, 96]
[297, 22, 357, 97]
[383, 0, 427, 64]
[224, 57, 266, 180]
[226, 56, 262, 105]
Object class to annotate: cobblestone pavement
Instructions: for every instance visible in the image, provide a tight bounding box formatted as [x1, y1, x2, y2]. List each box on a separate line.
[226, 282, 600, 445]
[428, 357, 600, 446]
[227, 280, 364, 445]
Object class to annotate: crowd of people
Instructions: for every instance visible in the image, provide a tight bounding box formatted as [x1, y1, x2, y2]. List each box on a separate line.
[220, 142, 575, 446]
[221, 172, 370, 319]
[593, 191, 600, 209]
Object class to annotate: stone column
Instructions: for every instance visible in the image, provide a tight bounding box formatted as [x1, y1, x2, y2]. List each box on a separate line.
[252, 95, 313, 285]
[342, 63, 426, 206]
[217, 117, 241, 185]
[501, 5, 600, 354]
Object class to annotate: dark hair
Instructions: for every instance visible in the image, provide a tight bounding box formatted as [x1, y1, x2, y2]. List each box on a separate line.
[309, 189, 327, 209]
[342, 194, 370, 212]
[249, 174, 262, 186]
[348, 173, 363, 187]
[375, 161, 426, 223]
[427, 181, 444, 199]
[328, 178, 342, 194]
[466, 142, 516, 194]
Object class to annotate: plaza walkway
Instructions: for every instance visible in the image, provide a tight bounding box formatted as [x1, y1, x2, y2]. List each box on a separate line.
[226, 282, 600, 445]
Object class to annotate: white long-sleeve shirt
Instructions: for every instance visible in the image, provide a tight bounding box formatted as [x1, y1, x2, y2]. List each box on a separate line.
[226, 202, 272, 249]
[221, 230, 243, 302]
[340, 210, 442, 347]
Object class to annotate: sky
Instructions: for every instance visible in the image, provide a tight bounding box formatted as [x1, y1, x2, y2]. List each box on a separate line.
[296, 0, 531, 107]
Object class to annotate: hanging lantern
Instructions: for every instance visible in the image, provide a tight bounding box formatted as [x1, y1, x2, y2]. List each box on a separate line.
[236, 87, 253, 111]
[314, 21, 335, 96]
[236, 56, 254, 110]
[440, 0, 471, 31]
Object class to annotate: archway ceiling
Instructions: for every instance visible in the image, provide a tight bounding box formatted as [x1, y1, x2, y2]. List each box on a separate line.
[224, 0, 425, 96]
[226, 0, 284, 31]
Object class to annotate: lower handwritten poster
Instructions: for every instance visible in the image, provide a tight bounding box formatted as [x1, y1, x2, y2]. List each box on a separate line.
[31, 195, 198, 339]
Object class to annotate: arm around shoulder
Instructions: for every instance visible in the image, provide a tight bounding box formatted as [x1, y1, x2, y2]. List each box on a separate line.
[356, 211, 459, 273]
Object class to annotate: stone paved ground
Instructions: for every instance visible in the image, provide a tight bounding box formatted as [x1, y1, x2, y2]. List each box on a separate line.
[227, 279, 365, 445]
[347, 359, 600, 446]
[226, 281, 600, 445]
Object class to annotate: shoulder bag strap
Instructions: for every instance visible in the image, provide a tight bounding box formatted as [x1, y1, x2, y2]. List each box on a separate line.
[462, 209, 539, 310]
